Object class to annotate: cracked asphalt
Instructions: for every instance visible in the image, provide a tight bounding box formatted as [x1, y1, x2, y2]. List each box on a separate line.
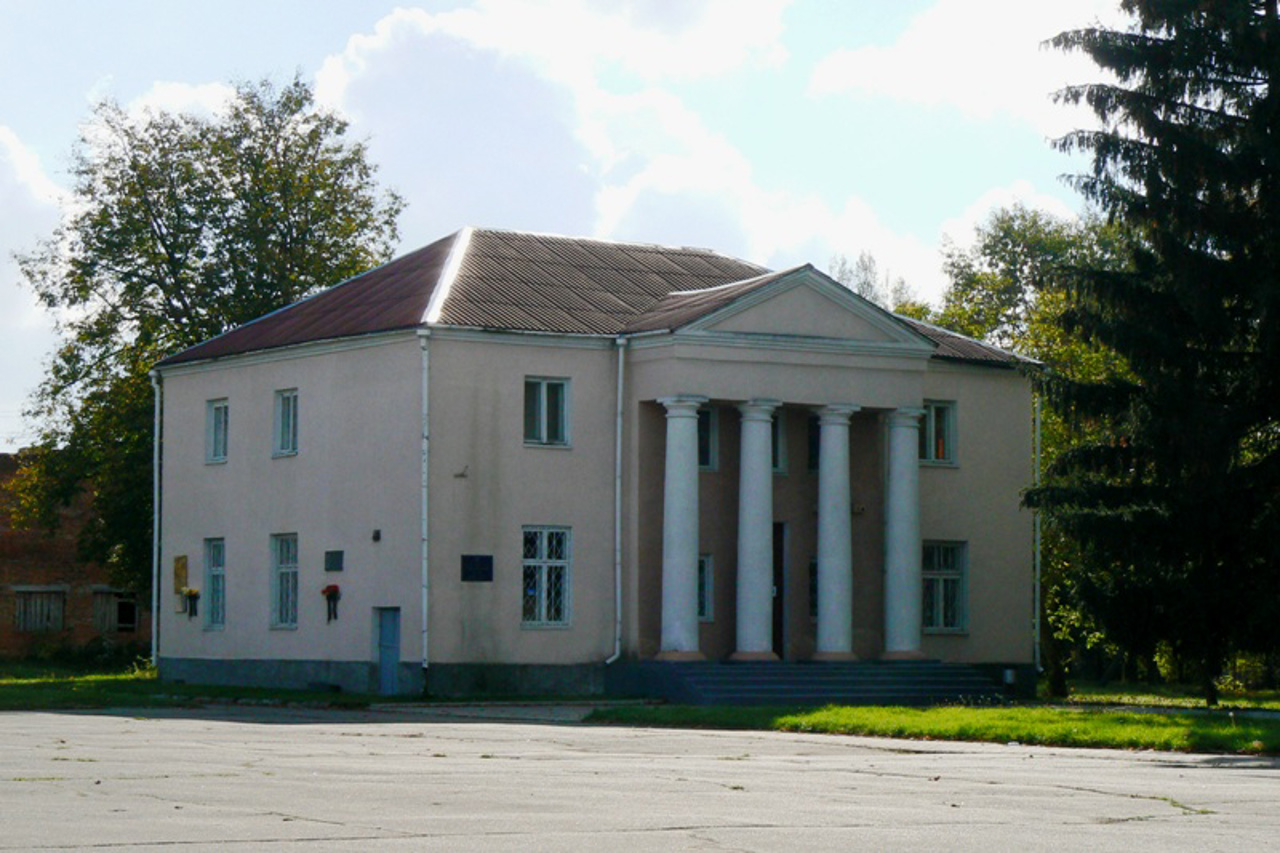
[1, 704, 1277, 851]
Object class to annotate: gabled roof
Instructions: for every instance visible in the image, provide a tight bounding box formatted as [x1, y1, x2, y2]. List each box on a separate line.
[157, 227, 1026, 368]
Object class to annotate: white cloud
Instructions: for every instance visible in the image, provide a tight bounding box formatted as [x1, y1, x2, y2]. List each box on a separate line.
[126, 81, 236, 117]
[808, 0, 1124, 138]
[939, 179, 1079, 252]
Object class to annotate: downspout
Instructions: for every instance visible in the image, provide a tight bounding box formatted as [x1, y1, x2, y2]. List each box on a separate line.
[418, 330, 431, 682]
[149, 369, 162, 667]
[1033, 393, 1042, 672]
[606, 336, 627, 664]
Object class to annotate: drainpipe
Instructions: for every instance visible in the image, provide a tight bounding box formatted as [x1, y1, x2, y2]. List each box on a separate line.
[418, 330, 431, 683]
[1033, 393, 1042, 672]
[149, 369, 162, 667]
[606, 337, 627, 665]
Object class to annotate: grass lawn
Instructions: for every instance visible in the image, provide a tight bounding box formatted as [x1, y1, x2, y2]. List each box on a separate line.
[0, 662, 375, 711]
[1059, 681, 1280, 711]
[586, 703, 1280, 756]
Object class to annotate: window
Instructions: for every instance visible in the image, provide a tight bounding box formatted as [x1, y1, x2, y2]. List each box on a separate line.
[524, 378, 569, 446]
[273, 389, 298, 456]
[922, 542, 966, 632]
[771, 410, 787, 473]
[697, 554, 714, 621]
[206, 399, 229, 463]
[808, 558, 819, 622]
[919, 401, 955, 463]
[15, 589, 65, 632]
[697, 408, 718, 470]
[271, 534, 299, 628]
[205, 538, 226, 629]
[807, 415, 821, 471]
[92, 591, 137, 633]
[521, 526, 570, 626]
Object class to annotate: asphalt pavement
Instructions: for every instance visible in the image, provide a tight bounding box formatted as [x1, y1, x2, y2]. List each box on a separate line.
[1, 703, 1276, 851]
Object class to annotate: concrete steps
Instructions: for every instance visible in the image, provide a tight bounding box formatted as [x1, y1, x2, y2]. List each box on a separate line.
[608, 660, 1005, 706]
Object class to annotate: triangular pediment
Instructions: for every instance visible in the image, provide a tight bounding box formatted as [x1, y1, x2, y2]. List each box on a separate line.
[684, 267, 934, 351]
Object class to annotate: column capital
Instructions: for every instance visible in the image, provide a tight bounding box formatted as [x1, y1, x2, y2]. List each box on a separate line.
[887, 407, 926, 430]
[658, 395, 708, 418]
[816, 404, 860, 425]
[737, 399, 781, 422]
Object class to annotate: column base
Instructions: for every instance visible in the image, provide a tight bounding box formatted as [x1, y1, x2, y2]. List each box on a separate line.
[729, 651, 780, 662]
[812, 651, 859, 661]
[655, 650, 706, 662]
[881, 649, 929, 661]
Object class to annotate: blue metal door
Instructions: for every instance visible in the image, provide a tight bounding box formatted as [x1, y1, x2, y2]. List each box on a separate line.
[377, 608, 401, 696]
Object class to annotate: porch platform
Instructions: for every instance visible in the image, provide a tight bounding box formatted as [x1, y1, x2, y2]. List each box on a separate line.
[606, 660, 1009, 706]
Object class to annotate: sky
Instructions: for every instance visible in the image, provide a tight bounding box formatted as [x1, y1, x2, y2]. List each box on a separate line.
[0, 0, 1124, 452]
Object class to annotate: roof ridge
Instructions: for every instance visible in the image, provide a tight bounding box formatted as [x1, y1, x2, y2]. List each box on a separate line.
[471, 226, 770, 269]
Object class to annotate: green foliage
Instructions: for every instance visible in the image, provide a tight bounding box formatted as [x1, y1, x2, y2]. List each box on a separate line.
[1028, 1, 1280, 705]
[587, 703, 1280, 755]
[9, 77, 404, 594]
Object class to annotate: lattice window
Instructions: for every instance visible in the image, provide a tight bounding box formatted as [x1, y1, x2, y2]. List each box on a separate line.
[923, 542, 966, 631]
[521, 526, 570, 626]
[271, 534, 299, 628]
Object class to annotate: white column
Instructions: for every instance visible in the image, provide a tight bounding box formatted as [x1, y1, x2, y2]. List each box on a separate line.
[658, 395, 707, 659]
[884, 407, 926, 659]
[732, 400, 780, 660]
[815, 404, 860, 659]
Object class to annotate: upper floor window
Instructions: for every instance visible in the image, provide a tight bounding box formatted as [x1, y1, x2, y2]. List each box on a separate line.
[524, 378, 569, 446]
[919, 401, 955, 464]
[922, 541, 966, 632]
[807, 415, 821, 472]
[273, 389, 298, 456]
[206, 399, 228, 463]
[697, 408, 718, 470]
[771, 410, 787, 473]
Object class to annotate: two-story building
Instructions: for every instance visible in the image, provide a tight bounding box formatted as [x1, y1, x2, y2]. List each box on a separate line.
[153, 227, 1035, 696]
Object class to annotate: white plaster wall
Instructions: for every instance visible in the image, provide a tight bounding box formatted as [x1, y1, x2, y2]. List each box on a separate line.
[425, 333, 618, 665]
[158, 335, 423, 665]
[917, 362, 1035, 664]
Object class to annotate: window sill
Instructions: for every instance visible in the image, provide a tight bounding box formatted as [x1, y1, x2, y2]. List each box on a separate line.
[271, 450, 298, 459]
[520, 622, 571, 630]
[919, 459, 958, 469]
[205, 458, 227, 466]
[523, 441, 572, 450]
[923, 628, 968, 636]
[270, 624, 299, 631]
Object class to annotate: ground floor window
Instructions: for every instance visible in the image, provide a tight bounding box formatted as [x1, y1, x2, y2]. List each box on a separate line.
[271, 534, 299, 628]
[922, 542, 966, 632]
[92, 591, 138, 633]
[205, 538, 226, 629]
[15, 589, 66, 632]
[522, 526, 570, 626]
[697, 554, 714, 621]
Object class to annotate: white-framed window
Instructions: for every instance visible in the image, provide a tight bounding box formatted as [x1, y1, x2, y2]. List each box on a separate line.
[697, 408, 718, 470]
[273, 389, 299, 456]
[524, 378, 569, 446]
[14, 588, 66, 632]
[922, 541, 966, 632]
[205, 538, 226, 629]
[521, 526, 570, 626]
[919, 400, 955, 464]
[771, 409, 787, 473]
[206, 399, 229, 463]
[697, 554, 714, 621]
[271, 533, 299, 628]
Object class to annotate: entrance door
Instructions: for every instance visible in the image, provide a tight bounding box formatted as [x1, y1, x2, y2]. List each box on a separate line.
[772, 522, 786, 657]
[376, 608, 401, 696]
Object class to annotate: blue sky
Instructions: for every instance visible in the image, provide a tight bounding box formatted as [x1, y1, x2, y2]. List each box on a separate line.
[0, 0, 1120, 451]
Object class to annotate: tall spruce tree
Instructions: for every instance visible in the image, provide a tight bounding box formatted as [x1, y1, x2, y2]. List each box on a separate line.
[1029, 1, 1280, 703]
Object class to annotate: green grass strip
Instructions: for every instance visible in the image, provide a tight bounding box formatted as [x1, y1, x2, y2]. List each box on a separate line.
[586, 704, 1279, 755]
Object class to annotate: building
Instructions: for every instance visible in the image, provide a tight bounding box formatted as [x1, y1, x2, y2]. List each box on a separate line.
[0, 453, 147, 657]
[153, 228, 1035, 697]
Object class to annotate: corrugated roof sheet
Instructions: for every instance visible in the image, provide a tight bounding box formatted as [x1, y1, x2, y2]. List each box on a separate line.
[895, 316, 1032, 366]
[157, 227, 1025, 368]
